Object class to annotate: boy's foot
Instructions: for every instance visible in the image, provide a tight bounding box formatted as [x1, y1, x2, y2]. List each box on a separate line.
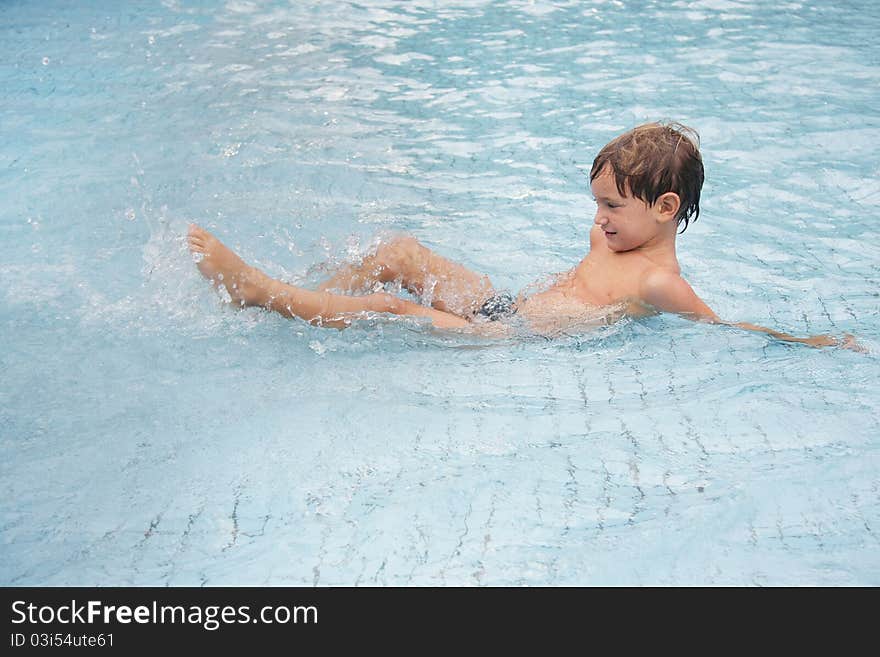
[187, 224, 264, 307]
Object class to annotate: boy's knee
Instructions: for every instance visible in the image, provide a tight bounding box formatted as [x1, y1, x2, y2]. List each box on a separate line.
[387, 235, 420, 252]
[376, 235, 421, 273]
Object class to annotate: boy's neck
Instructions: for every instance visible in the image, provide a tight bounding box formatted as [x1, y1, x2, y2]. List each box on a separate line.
[636, 231, 678, 263]
[594, 228, 679, 264]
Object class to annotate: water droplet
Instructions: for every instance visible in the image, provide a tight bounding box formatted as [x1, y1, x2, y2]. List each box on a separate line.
[125, 208, 136, 221]
[42, 57, 50, 66]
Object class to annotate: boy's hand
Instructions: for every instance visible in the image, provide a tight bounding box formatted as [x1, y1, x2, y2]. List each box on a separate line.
[839, 332, 867, 353]
[804, 332, 867, 352]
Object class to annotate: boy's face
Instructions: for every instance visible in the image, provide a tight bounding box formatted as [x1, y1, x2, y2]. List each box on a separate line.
[590, 166, 672, 253]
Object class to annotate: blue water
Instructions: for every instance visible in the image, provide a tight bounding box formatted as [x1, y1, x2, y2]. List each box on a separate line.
[2, 0, 878, 585]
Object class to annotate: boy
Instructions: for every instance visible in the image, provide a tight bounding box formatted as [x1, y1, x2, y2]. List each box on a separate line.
[187, 122, 857, 348]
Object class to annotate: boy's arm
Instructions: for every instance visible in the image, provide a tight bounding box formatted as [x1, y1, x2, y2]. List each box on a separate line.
[638, 269, 858, 349]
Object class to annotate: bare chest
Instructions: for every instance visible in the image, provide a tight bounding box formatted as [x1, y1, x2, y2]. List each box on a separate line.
[517, 252, 657, 324]
[572, 248, 650, 307]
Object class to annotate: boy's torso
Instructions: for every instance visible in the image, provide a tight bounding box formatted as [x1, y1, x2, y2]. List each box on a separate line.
[515, 225, 680, 331]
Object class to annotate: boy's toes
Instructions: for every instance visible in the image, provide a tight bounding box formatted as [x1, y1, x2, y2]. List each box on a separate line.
[187, 234, 206, 252]
[187, 224, 216, 254]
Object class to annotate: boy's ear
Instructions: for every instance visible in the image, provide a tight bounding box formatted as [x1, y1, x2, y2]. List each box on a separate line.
[655, 192, 681, 223]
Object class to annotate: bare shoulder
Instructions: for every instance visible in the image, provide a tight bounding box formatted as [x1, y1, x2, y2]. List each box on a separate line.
[638, 266, 719, 321]
[638, 266, 684, 296]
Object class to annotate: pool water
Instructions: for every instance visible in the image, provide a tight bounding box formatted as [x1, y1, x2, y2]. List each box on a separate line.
[1, 0, 878, 585]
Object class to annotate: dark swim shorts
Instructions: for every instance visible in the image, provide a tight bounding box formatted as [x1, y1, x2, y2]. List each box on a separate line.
[475, 292, 517, 321]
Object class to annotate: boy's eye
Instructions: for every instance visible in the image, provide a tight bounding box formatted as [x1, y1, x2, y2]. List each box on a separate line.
[592, 197, 621, 208]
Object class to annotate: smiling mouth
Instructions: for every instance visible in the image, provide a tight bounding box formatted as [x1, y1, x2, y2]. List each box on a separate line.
[604, 230, 616, 235]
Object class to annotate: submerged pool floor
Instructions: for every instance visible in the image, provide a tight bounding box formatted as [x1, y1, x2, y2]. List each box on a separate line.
[1, 0, 879, 585]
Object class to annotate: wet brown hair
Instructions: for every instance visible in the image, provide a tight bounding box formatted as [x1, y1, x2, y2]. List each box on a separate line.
[590, 122, 704, 233]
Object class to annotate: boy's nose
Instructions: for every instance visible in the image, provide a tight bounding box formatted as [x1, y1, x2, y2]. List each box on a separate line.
[594, 212, 607, 226]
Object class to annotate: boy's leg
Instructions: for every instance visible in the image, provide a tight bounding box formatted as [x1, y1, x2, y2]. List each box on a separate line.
[187, 225, 470, 329]
[317, 235, 495, 318]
